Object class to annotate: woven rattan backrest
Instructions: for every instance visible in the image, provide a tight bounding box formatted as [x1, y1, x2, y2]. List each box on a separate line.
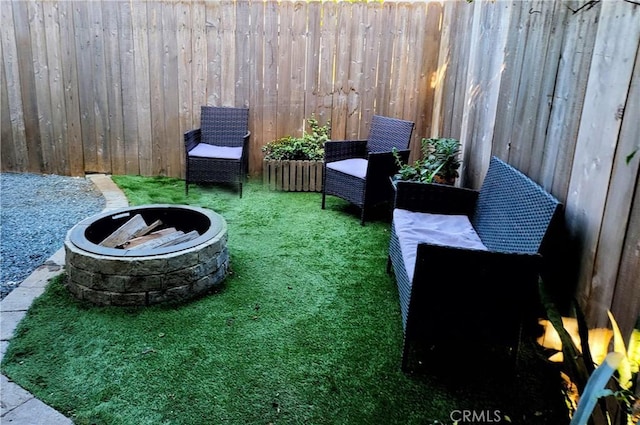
[471, 157, 561, 254]
[366, 115, 414, 153]
[200, 106, 249, 147]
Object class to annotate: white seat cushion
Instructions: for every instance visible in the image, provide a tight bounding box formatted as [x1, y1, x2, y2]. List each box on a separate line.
[189, 144, 243, 160]
[326, 158, 368, 179]
[393, 209, 488, 281]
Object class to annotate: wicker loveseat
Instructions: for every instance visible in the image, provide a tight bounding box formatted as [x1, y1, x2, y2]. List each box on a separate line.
[388, 156, 563, 371]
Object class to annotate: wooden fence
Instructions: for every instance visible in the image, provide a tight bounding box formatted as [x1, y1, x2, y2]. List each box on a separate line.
[1, 0, 639, 337]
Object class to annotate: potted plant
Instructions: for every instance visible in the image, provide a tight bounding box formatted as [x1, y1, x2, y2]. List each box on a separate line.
[262, 116, 331, 192]
[393, 137, 461, 185]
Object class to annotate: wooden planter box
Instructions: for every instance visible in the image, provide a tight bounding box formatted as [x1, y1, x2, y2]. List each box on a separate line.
[263, 159, 324, 192]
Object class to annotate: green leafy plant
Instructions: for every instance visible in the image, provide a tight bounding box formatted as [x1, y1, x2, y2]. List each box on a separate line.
[262, 116, 330, 161]
[392, 137, 461, 184]
[539, 286, 640, 425]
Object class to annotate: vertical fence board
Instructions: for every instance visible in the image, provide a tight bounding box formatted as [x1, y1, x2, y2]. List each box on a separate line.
[131, 1, 152, 175]
[235, 0, 251, 108]
[42, 2, 68, 175]
[262, 1, 277, 146]
[565, 0, 640, 326]
[0, 37, 15, 171]
[205, 1, 221, 106]
[544, 1, 600, 203]
[1, 0, 27, 171]
[147, 2, 166, 176]
[289, 1, 307, 136]
[28, 1, 55, 173]
[346, 3, 365, 138]
[359, 1, 382, 136]
[305, 2, 321, 127]
[118, 1, 140, 176]
[89, 3, 110, 173]
[249, 1, 265, 175]
[165, 2, 181, 177]
[14, 1, 42, 173]
[177, 0, 192, 179]
[191, 1, 206, 120]
[103, 1, 125, 176]
[590, 44, 640, 332]
[317, 2, 337, 128]
[58, 1, 84, 176]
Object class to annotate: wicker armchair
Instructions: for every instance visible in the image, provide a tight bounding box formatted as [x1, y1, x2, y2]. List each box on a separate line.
[184, 106, 250, 197]
[388, 156, 563, 371]
[321, 115, 414, 225]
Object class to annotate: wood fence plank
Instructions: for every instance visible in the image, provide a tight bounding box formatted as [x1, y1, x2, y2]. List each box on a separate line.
[276, 2, 293, 138]
[147, 1, 166, 176]
[417, 2, 442, 144]
[1, 0, 28, 172]
[235, 0, 251, 108]
[289, 1, 307, 137]
[346, 2, 365, 138]
[317, 2, 337, 128]
[205, 1, 222, 106]
[42, 2, 68, 175]
[262, 1, 278, 145]
[591, 42, 640, 332]
[14, 1, 42, 173]
[118, 1, 140, 176]
[359, 2, 383, 136]
[191, 1, 206, 117]
[88, 2, 110, 173]
[331, 2, 351, 139]
[376, 2, 396, 118]
[28, 1, 54, 173]
[611, 173, 640, 339]
[565, 0, 640, 326]
[250, 1, 265, 176]
[102, 1, 125, 176]
[1, 38, 15, 171]
[305, 2, 321, 124]
[220, 0, 236, 106]
[131, 1, 153, 175]
[177, 1, 192, 179]
[58, 1, 84, 176]
[544, 1, 600, 203]
[162, 1, 181, 178]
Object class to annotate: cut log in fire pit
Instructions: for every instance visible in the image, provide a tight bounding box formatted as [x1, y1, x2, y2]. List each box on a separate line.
[64, 204, 229, 306]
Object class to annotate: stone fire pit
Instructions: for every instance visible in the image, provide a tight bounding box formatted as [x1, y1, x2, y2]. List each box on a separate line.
[64, 204, 228, 306]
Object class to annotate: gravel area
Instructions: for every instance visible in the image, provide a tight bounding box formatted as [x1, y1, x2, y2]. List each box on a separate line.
[0, 173, 105, 300]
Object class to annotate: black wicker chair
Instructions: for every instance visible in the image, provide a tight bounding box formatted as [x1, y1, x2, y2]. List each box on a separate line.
[387, 156, 563, 371]
[184, 106, 250, 197]
[321, 115, 414, 225]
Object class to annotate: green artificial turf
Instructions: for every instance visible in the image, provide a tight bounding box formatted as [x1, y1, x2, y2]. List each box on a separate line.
[1, 178, 568, 425]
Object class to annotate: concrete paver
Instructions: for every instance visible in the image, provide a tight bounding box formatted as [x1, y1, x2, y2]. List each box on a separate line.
[0, 174, 128, 424]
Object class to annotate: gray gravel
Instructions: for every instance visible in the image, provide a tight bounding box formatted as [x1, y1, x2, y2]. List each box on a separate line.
[0, 172, 105, 300]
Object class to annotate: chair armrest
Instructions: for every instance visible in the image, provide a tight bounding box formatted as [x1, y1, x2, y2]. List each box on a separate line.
[324, 140, 367, 163]
[394, 180, 478, 216]
[184, 129, 201, 152]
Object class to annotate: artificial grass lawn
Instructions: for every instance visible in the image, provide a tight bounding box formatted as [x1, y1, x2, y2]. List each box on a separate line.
[2, 178, 567, 425]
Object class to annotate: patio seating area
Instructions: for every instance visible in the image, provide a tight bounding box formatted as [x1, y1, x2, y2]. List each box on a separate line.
[1, 1, 638, 424]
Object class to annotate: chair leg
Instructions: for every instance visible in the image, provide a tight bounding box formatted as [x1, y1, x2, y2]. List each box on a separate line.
[360, 208, 366, 226]
[321, 191, 326, 209]
[386, 256, 392, 274]
[239, 181, 243, 198]
[185, 181, 189, 196]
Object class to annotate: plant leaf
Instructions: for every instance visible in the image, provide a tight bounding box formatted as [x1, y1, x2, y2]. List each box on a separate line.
[569, 352, 625, 425]
[607, 310, 633, 389]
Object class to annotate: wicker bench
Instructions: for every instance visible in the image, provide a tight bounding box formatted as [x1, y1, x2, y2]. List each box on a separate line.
[388, 156, 563, 371]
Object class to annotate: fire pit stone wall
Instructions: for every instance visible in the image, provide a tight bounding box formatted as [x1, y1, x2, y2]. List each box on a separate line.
[64, 205, 229, 306]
